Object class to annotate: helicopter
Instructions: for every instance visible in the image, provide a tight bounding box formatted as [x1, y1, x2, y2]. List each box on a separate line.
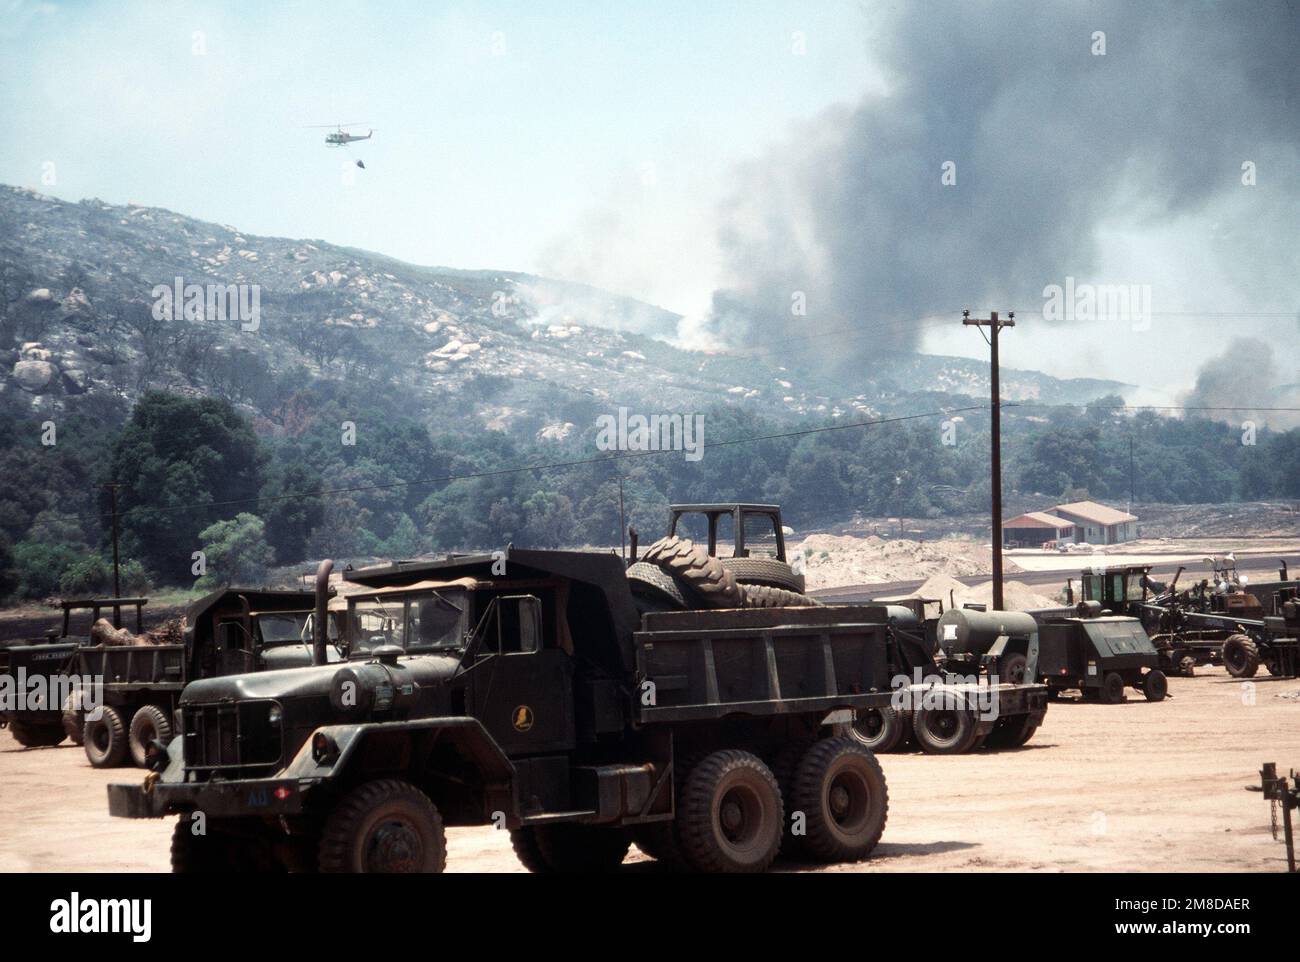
[304, 123, 375, 147]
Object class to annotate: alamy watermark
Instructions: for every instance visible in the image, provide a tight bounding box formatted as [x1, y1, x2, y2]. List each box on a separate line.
[889, 667, 1001, 721]
[1042, 276, 1151, 329]
[1, 670, 103, 717]
[151, 276, 260, 331]
[595, 408, 704, 462]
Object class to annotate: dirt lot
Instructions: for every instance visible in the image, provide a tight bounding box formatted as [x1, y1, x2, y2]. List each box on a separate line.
[1, 665, 1296, 873]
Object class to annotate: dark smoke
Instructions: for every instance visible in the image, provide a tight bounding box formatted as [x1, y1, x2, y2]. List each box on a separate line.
[701, 0, 1300, 363]
[1181, 337, 1300, 430]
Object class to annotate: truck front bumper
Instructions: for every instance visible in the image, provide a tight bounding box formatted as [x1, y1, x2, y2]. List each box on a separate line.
[108, 775, 314, 819]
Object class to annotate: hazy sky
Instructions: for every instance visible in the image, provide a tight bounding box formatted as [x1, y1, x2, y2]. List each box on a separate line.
[1, 0, 1295, 398]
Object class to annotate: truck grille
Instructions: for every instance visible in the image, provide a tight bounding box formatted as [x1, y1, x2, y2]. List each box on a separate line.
[183, 699, 283, 775]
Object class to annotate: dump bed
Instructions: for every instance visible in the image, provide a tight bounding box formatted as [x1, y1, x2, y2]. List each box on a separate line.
[75, 644, 187, 692]
[634, 605, 900, 724]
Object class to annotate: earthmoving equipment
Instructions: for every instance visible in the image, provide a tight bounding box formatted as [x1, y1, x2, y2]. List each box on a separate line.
[0, 597, 146, 748]
[109, 548, 1047, 873]
[1249, 762, 1298, 872]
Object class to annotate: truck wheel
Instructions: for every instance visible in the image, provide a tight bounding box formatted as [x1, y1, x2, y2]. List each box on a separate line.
[61, 692, 85, 746]
[171, 816, 281, 872]
[720, 557, 805, 593]
[526, 824, 630, 873]
[983, 713, 1039, 749]
[1099, 672, 1127, 704]
[83, 706, 128, 767]
[790, 737, 888, 863]
[7, 720, 65, 747]
[318, 778, 447, 873]
[999, 653, 1029, 685]
[640, 537, 745, 609]
[509, 827, 553, 873]
[1222, 634, 1260, 678]
[848, 707, 910, 753]
[1142, 669, 1168, 702]
[678, 749, 783, 873]
[128, 705, 174, 768]
[742, 584, 821, 608]
[912, 704, 980, 754]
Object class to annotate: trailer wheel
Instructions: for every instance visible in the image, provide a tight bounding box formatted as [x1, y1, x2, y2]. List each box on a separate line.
[998, 653, 1029, 685]
[1099, 672, 1127, 704]
[678, 749, 783, 873]
[983, 713, 1039, 749]
[640, 537, 745, 608]
[7, 720, 66, 748]
[83, 705, 128, 767]
[128, 705, 174, 768]
[525, 824, 631, 873]
[318, 778, 447, 873]
[1222, 634, 1260, 678]
[848, 706, 910, 753]
[1141, 669, 1168, 702]
[790, 737, 888, 862]
[912, 703, 980, 754]
[61, 691, 85, 746]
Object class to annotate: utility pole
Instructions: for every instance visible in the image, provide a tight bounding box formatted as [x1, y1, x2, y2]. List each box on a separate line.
[963, 309, 1015, 611]
[105, 482, 123, 601]
[618, 477, 627, 563]
[1129, 435, 1135, 514]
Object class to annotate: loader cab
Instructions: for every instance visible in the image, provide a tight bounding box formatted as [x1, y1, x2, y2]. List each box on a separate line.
[669, 503, 788, 561]
[1080, 566, 1146, 611]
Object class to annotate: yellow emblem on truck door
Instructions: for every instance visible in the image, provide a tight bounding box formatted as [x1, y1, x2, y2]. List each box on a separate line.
[512, 705, 534, 732]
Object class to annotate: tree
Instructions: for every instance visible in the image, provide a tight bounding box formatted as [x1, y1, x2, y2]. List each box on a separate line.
[194, 513, 274, 590]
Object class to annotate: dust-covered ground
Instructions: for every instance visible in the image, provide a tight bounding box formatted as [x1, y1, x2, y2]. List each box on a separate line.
[1, 665, 1295, 873]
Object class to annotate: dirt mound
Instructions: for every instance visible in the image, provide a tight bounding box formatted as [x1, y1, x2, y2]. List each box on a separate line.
[796, 534, 1016, 591]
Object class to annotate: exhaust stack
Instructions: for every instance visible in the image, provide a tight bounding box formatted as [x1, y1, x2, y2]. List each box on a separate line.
[313, 559, 334, 666]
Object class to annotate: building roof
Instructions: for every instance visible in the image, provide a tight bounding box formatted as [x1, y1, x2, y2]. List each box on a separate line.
[1052, 501, 1138, 525]
[1003, 511, 1077, 531]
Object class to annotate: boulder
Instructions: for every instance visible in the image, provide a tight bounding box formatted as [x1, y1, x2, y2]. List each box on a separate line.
[12, 359, 56, 392]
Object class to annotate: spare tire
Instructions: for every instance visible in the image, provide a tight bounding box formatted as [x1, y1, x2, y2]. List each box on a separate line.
[626, 561, 688, 609]
[720, 557, 805, 593]
[742, 584, 820, 608]
[639, 537, 744, 609]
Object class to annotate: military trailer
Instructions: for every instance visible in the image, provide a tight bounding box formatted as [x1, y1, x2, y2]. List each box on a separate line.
[942, 605, 1168, 704]
[0, 597, 147, 748]
[75, 589, 330, 769]
[108, 550, 1047, 873]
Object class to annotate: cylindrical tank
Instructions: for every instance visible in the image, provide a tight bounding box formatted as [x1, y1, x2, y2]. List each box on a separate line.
[881, 605, 920, 626]
[936, 608, 1038, 656]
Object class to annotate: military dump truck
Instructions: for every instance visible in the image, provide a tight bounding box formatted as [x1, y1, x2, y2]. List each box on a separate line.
[108, 548, 1047, 873]
[942, 605, 1168, 704]
[0, 598, 147, 748]
[76, 588, 331, 769]
[1069, 561, 1300, 679]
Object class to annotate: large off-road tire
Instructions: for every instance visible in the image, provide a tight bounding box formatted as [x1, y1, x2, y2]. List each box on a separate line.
[1222, 634, 1261, 678]
[509, 826, 553, 873]
[61, 691, 85, 746]
[912, 702, 980, 754]
[982, 712, 1040, 749]
[848, 706, 911, 754]
[720, 557, 805, 593]
[999, 652, 1029, 685]
[128, 704, 174, 768]
[640, 537, 744, 609]
[678, 749, 783, 873]
[318, 778, 446, 873]
[742, 584, 821, 608]
[83, 705, 128, 768]
[7, 720, 66, 748]
[1099, 671, 1127, 704]
[789, 737, 888, 863]
[626, 561, 689, 609]
[514, 824, 630, 873]
[1142, 669, 1168, 702]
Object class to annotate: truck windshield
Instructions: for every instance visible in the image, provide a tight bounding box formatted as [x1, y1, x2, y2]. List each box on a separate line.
[349, 590, 468, 654]
[256, 613, 312, 647]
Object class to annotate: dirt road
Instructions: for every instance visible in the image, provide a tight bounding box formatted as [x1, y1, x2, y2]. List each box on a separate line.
[1, 665, 1295, 873]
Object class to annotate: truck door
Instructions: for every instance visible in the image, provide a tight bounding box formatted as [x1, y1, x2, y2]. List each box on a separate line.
[467, 595, 575, 756]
